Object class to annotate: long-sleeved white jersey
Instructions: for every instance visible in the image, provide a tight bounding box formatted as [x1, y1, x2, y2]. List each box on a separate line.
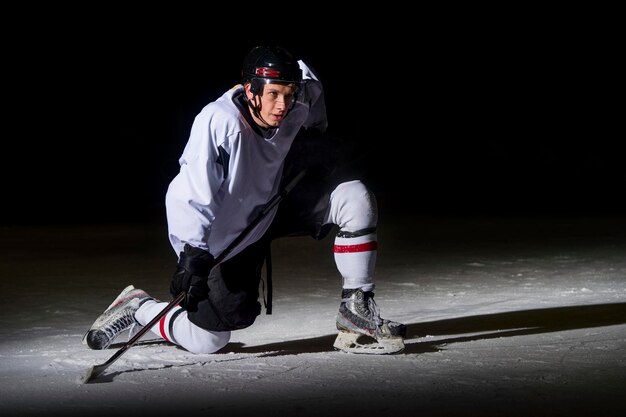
[165, 60, 327, 261]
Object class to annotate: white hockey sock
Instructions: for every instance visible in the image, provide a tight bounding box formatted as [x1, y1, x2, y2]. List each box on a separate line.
[135, 300, 230, 354]
[334, 232, 376, 292]
[325, 180, 378, 293]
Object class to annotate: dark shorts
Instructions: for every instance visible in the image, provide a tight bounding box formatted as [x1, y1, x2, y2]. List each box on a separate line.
[186, 238, 267, 331]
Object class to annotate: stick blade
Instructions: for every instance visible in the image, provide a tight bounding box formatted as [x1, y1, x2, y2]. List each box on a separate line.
[79, 362, 108, 384]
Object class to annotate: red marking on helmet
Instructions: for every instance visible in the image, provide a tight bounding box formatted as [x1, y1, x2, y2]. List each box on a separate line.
[256, 67, 281, 78]
[334, 241, 378, 253]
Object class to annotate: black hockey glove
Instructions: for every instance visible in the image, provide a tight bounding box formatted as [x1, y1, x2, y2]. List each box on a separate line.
[170, 244, 215, 312]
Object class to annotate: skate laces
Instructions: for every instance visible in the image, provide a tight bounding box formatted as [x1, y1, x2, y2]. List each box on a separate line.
[366, 294, 383, 327]
[342, 289, 383, 327]
[99, 298, 143, 341]
[128, 323, 144, 340]
[102, 306, 136, 338]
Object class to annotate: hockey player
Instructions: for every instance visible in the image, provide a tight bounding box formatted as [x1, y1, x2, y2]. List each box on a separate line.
[83, 45, 406, 355]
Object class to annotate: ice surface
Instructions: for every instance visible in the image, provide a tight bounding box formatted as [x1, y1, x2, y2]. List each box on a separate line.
[1, 215, 625, 416]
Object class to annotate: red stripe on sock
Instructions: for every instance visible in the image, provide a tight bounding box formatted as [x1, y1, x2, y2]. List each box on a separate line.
[159, 315, 170, 342]
[334, 241, 378, 253]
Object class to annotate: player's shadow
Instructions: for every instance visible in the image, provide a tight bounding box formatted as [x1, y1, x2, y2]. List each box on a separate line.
[227, 302, 626, 356]
[401, 301, 626, 354]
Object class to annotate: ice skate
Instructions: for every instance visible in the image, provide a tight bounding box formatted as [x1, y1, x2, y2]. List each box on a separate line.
[82, 285, 154, 350]
[334, 288, 406, 354]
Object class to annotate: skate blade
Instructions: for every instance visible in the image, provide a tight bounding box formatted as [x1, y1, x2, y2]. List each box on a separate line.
[81, 285, 136, 345]
[333, 331, 405, 355]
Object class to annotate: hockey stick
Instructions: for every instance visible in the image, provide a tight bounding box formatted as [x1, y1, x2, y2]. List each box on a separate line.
[80, 169, 306, 383]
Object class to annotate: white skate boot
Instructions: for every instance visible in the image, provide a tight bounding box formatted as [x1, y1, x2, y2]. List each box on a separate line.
[82, 285, 154, 350]
[334, 288, 406, 354]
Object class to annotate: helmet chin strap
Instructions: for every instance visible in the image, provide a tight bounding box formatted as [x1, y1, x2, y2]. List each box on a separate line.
[247, 94, 272, 128]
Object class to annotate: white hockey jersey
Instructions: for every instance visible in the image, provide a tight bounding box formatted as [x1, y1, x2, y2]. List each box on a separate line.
[165, 60, 327, 261]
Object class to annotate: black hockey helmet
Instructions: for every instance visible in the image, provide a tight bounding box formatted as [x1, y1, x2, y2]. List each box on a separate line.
[242, 46, 302, 95]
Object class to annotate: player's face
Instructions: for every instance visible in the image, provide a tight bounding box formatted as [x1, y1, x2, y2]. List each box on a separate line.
[246, 82, 297, 128]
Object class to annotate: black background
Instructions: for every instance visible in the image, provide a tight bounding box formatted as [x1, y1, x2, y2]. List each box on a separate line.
[3, 10, 622, 225]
